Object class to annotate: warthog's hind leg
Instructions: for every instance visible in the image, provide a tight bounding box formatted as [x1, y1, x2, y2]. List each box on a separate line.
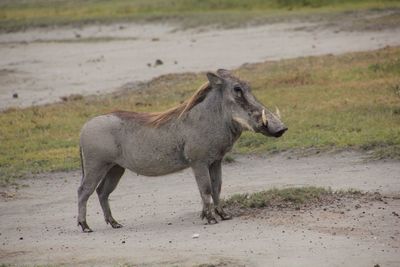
[210, 160, 232, 221]
[77, 162, 111, 233]
[96, 164, 125, 229]
[192, 163, 218, 224]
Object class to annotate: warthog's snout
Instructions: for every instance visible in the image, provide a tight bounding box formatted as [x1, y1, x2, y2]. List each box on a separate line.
[257, 107, 287, 138]
[272, 126, 288, 137]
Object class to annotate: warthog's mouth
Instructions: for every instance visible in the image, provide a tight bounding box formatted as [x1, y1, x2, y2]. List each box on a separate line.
[273, 127, 288, 137]
[256, 124, 287, 138]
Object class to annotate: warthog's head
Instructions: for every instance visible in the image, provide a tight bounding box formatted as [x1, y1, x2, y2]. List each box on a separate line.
[207, 69, 288, 137]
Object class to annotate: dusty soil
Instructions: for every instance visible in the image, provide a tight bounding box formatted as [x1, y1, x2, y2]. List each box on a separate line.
[1, 10, 400, 109]
[1, 9, 400, 266]
[1, 151, 400, 266]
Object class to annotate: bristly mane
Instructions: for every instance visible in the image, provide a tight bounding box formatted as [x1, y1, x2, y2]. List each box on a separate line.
[112, 82, 212, 127]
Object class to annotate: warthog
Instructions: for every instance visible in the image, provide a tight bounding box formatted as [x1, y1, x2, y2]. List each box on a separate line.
[78, 69, 287, 232]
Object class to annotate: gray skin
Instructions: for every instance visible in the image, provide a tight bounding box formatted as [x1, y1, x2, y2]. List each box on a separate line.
[77, 69, 287, 232]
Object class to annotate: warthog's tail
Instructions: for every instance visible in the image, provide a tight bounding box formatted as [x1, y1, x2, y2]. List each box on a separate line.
[79, 146, 85, 179]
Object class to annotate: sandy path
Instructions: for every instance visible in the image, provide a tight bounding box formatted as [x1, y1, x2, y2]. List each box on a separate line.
[1, 152, 399, 266]
[1, 17, 400, 109]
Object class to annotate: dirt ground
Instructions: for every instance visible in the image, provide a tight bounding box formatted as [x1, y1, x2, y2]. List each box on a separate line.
[1, 151, 399, 266]
[1, 9, 400, 267]
[1, 10, 400, 109]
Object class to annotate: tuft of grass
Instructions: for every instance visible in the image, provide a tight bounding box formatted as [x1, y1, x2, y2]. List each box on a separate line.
[1, 47, 400, 185]
[222, 186, 364, 211]
[1, 0, 400, 32]
[222, 186, 331, 209]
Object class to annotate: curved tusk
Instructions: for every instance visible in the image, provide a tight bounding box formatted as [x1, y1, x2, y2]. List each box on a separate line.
[262, 109, 268, 126]
[275, 106, 281, 119]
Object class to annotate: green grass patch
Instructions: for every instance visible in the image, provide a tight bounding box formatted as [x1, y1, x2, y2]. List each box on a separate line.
[222, 186, 362, 210]
[1, 0, 400, 32]
[1, 47, 400, 185]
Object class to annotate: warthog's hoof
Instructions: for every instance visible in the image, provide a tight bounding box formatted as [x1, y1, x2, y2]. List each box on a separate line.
[201, 210, 218, 224]
[207, 217, 218, 224]
[215, 207, 232, 220]
[78, 221, 93, 233]
[108, 219, 123, 229]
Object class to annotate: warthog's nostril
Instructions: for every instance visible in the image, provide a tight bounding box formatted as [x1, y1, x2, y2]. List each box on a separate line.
[274, 127, 288, 137]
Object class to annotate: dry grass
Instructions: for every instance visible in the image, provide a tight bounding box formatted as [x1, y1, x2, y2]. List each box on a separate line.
[1, 47, 400, 185]
[221, 186, 368, 216]
[1, 0, 399, 32]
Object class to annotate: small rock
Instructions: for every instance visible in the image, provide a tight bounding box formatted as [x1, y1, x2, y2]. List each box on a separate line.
[155, 59, 163, 66]
[355, 204, 361, 209]
[75, 33, 81, 38]
[147, 63, 151, 67]
[19, 237, 23, 240]
[167, 222, 172, 225]
[151, 38, 160, 42]
[192, 233, 200, 239]
[121, 240, 125, 244]
[374, 264, 380, 267]
[12, 93, 18, 98]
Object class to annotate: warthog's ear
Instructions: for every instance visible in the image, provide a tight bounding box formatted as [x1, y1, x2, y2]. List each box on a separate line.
[206, 72, 224, 87]
[216, 69, 231, 77]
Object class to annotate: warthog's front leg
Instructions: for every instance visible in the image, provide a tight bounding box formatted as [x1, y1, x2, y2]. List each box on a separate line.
[191, 163, 217, 224]
[209, 160, 232, 221]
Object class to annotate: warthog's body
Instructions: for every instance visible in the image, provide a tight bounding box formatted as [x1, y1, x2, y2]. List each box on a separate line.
[78, 70, 287, 232]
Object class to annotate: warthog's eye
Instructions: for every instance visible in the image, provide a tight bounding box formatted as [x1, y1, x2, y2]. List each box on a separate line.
[233, 86, 243, 97]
